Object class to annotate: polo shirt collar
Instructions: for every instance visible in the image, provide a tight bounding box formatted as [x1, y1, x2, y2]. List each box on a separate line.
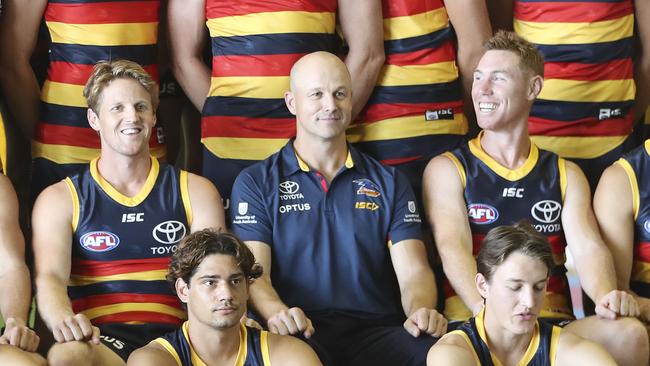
[279, 139, 362, 175]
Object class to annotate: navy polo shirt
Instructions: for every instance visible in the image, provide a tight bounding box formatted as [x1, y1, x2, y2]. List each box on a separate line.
[231, 141, 423, 318]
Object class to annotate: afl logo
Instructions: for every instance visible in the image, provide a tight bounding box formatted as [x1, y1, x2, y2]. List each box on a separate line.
[279, 181, 300, 195]
[152, 220, 186, 245]
[531, 200, 562, 224]
[80, 231, 120, 252]
[467, 203, 499, 224]
[644, 220, 650, 234]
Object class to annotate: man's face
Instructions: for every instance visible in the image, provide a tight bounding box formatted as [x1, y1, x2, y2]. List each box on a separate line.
[179, 254, 248, 330]
[479, 252, 548, 335]
[472, 50, 537, 131]
[88, 78, 156, 157]
[286, 55, 352, 142]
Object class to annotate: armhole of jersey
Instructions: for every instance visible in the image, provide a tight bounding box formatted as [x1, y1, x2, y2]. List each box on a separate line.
[447, 330, 481, 365]
[180, 170, 193, 227]
[558, 157, 567, 203]
[64, 177, 80, 232]
[616, 159, 640, 220]
[261, 330, 272, 366]
[549, 326, 562, 366]
[151, 338, 183, 366]
[442, 152, 467, 189]
[0, 110, 6, 174]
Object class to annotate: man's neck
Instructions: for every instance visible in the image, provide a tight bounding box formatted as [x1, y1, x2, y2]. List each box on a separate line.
[293, 135, 348, 183]
[479, 123, 531, 170]
[96, 152, 152, 197]
[188, 320, 242, 365]
[483, 308, 535, 366]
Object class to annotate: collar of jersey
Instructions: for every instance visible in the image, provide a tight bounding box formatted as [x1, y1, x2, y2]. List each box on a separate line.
[475, 307, 541, 366]
[183, 321, 248, 366]
[90, 156, 159, 207]
[283, 140, 356, 174]
[469, 132, 539, 181]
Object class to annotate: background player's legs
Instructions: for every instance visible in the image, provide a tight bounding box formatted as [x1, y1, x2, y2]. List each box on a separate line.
[0, 345, 46, 366]
[346, 324, 437, 366]
[47, 341, 125, 366]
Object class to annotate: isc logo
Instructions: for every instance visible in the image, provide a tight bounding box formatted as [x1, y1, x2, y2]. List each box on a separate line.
[80, 231, 120, 252]
[502, 188, 524, 198]
[121, 213, 144, 223]
[467, 203, 499, 224]
[355, 202, 379, 211]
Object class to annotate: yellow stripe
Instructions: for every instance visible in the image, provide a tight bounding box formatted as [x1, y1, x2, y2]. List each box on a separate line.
[152, 338, 183, 366]
[616, 158, 639, 219]
[64, 178, 80, 232]
[294, 151, 310, 172]
[531, 135, 627, 159]
[383, 8, 449, 41]
[377, 62, 458, 87]
[180, 170, 192, 227]
[519, 321, 541, 365]
[538, 78, 635, 103]
[234, 324, 248, 366]
[632, 260, 650, 283]
[207, 11, 335, 37]
[261, 331, 272, 366]
[33, 141, 165, 164]
[447, 330, 482, 365]
[90, 156, 160, 207]
[202, 137, 288, 161]
[443, 295, 472, 322]
[70, 269, 168, 285]
[387, 239, 393, 249]
[346, 114, 468, 142]
[549, 326, 562, 366]
[41, 81, 87, 107]
[558, 158, 567, 203]
[539, 293, 575, 320]
[81, 302, 186, 321]
[0, 108, 6, 173]
[468, 134, 540, 181]
[514, 14, 633, 45]
[46, 21, 158, 46]
[209, 76, 289, 99]
[443, 152, 467, 189]
[180, 322, 208, 366]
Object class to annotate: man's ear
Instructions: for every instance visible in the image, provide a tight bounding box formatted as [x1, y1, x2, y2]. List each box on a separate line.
[476, 272, 490, 299]
[284, 91, 297, 116]
[87, 108, 101, 132]
[176, 278, 190, 304]
[527, 75, 543, 101]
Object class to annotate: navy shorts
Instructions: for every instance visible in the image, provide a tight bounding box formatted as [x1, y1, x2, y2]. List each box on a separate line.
[99, 333, 138, 362]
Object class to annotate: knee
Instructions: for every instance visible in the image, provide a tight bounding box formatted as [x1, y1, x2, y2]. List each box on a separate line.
[609, 317, 649, 364]
[47, 342, 92, 366]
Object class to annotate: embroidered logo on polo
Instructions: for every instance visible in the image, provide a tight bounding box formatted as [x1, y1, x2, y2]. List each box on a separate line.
[279, 181, 304, 200]
[80, 231, 120, 252]
[353, 179, 381, 198]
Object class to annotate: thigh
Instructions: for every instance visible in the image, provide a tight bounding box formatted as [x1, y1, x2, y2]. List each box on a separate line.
[48, 340, 126, 366]
[346, 325, 438, 366]
[0, 345, 46, 366]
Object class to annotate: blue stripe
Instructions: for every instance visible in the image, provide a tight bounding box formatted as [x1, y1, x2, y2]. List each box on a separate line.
[41, 103, 89, 128]
[202, 96, 293, 118]
[368, 80, 462, 105]
[535, 37, 633, 63]
[49, 43, 157, 66]
[211, 33, 341, 56]
[532, 99, 633, 121]
[68, 280, 173, 300]
[353, 134, 465, 163]
[631, 281, 650, 298]
[384, 26, 454, 55]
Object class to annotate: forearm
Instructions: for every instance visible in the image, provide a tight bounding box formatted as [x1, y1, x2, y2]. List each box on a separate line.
[345, 49, 384, 119]
[633, 57, 650, 122]
[170, 57, 211, 111]
[400, 269, 437, 316]
[0, 65, 40, 139]
[441, 251, 484, 314]
[35, 275, 76, 329]
[574, 245, 618, 302]
[248, 277, 291, 322]
[0, 263, 31, 322]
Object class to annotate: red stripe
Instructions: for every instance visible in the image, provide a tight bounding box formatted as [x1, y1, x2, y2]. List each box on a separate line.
[544, 59, 633, 81]
[382, 0, 443, 18]
[362, 102, 463, 123]
[92, 312, 184, 326]
[206, 1, 337, 19]
[201, 116, 296, 139]
[635, 241, 650, 262]
[547, 235, 566, 255]
[71, 257, 170, 276]
[212, 54, 304, 77]
[547, 274, 568, 293]
[47, 62, 159, 85]
[381, 156, 422, 165]
[528, 114, 634, 137]
[514, 1, 633, 23]
[72, 293, 180, 312]
[36, 124, 163, 148]
[45, 1, 159, 24]
[472, 233, 486, 255]
[385, 42, 456, 65]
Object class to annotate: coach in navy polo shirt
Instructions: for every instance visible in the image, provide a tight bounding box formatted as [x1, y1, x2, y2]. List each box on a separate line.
[230, 52, 446, 366]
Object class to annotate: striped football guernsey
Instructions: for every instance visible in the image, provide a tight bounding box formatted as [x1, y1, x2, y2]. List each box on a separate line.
[36, 0, 164, 165]
[514, 0, 635, 159]
[348, 0, 467, 166]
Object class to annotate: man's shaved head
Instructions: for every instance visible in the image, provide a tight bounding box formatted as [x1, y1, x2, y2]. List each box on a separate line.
[289, 52, 352, 93]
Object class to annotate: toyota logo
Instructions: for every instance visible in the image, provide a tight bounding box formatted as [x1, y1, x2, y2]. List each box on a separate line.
[531, 200, 562, 224]
[152, 220, 186, 244]
[279, 181, 300, 194]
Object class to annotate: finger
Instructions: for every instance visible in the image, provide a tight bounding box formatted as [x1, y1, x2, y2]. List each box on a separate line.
[607, 293, 621, 314]
[76, 316, 95, 340]
[0, 335, 8, 345]
[436, 318, 448, 338]
[19, 329, 30, 350]
[91, 326, 100, 345]
[28, 334, 40, 353]
[619, 296, 629, 316]
[52, 327, 65, 343]
[403, 318, 420, 338]
[59, 323, 76, 342]
[64, 318, 84, 341]
[416, 310, 429, 332]
[596, 304, 617, 320]
[272, 319, 290, 335]
[8, 327, 20, 346]
[291, 310, 310, 333]
[303, 318, 315, 339]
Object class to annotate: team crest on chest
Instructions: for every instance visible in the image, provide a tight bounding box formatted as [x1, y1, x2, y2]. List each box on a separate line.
[80, 231, 120, 252]
[467, 203, 499, 224]
[353, 179, 381, 198]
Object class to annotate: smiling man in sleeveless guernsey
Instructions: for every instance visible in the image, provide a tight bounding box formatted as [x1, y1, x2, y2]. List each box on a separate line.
[32, 60, 225, 366]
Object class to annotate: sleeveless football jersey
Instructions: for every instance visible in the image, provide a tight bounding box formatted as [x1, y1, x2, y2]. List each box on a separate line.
[514, 0, 635, 159]
[444, 134, 572, 321]
[153, 322, 271, 366]
[66, 157, 191, 346]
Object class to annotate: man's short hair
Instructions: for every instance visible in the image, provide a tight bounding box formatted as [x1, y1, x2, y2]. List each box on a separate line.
[167, 229, 263, 288]
[477, 221, 554, 282]
[83, 59, 159, 113]
[484, 30, 545, 78]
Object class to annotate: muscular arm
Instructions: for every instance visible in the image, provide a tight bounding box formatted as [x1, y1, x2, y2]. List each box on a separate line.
[426, 333, 477, 366]
[338, 0, 385, 119]
[187, 173, 225, 232]
[0, 0, 47, 139]
[555, 330, 617, 366]
[167, 0, 210, 111]
[267, 333, 322, 366]
[423, 155, 484, 316]
[633, 0, 650, 121]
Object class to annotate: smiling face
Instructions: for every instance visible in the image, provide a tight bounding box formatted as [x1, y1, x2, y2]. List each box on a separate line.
[478, 251, 548, 335]
[472, 50, 542, 132]
[177, 254, 248, 330]
[87, 77, 155, 157]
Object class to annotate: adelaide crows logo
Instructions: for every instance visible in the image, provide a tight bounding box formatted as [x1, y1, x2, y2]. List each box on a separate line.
[353, 179, 381, 198]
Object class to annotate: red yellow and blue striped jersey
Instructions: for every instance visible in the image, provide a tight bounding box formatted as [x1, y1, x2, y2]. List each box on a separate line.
[65, 157, 191, 347]
[37, 0, 164, 165]
[348, 0, 467, 165]
[513, 0, 635, 159]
